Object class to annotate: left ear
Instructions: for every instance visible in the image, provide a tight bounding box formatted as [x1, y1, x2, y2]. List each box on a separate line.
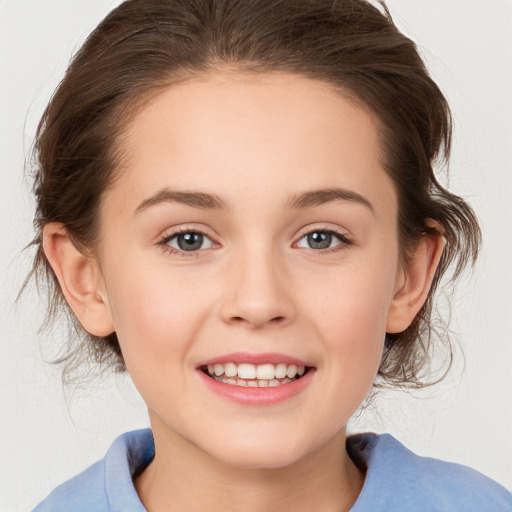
[386, 221, 445, 333]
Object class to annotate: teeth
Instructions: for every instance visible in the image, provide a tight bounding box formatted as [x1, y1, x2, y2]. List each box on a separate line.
[212, 376, 294, 387]
[225, 362, 237, 377]
[286, 365, 298, 378]
[204, 362, 307, 386]
[256, 364, 274, 380]
[238, 364, 256, 380]
[275, 363, 287, 379]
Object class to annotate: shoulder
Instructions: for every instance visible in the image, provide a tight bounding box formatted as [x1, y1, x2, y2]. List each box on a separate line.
[348, 433, 512, 512]
[31, 458, 107, 512]
[32, 429, 154, 512]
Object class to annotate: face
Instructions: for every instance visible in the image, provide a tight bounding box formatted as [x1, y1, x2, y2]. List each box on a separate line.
[95, 72, 403, 468]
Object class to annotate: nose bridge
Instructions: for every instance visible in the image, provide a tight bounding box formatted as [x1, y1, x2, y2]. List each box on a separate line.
[220, 239, 295, 328]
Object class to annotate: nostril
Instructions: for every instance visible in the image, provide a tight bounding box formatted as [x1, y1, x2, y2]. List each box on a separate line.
[228, 314, 287, 328]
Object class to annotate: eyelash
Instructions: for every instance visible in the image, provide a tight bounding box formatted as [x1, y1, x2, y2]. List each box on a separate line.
[157, 226, 353, 257]
[295, 227, 353, 254]
[157, 227, 214, 258]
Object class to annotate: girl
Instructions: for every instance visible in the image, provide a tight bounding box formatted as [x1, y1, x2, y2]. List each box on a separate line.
[16, 0, 511, 510]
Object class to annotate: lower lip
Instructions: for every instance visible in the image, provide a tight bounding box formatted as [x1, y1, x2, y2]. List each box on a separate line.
[197, 369, 315, 406]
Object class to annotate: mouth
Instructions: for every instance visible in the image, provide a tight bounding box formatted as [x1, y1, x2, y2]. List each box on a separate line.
[200, 362, 310, 388]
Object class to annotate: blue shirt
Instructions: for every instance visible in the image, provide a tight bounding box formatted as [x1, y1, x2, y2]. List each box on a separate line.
[33, 429, 511, 511]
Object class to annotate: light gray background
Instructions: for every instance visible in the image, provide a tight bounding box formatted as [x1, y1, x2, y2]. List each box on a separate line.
[1, 1, 511, 510]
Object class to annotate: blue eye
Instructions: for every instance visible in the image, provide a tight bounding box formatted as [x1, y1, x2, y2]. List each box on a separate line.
[296, 230, 349, 250]
[166, 231, 214, 252]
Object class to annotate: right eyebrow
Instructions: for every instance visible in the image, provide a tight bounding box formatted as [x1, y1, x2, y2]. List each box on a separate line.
[133, 188, 228, 216]
[287, 187, 375, 215]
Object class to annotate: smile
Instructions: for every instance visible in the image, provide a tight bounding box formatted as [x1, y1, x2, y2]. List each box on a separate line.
[201, 362, 309, 388]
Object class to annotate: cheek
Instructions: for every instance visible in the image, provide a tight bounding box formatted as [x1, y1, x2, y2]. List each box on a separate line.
[323, 291, 386, 380]
[302, 258, 396, 384]
[105, 271, 213, 417]
[307, 260, 395, 337]
[104, 265, 210, 369]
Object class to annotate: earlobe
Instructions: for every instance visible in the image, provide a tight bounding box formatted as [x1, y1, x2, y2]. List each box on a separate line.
[386, 224, 445, 334]
[42, 223, 115, 337]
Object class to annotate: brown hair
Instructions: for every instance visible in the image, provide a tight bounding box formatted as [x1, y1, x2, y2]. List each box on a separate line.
[30, 0, 480, 387]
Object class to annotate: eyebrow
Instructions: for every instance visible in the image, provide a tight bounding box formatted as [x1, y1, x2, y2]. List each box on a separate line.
[133, 186, 374, 216]
[287, 188, 375, 214]
[134, 189, 228, 215]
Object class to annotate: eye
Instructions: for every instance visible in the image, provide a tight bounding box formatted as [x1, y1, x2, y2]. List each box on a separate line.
[163, 231, 214, 252]
[296, 229, 350, 250]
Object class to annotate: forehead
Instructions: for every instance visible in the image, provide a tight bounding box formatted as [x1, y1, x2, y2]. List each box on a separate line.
[111, 72, 395, 217]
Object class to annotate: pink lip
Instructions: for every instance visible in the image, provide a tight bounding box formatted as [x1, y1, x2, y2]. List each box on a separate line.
[198, 352, 311, 367]
[197, 369, 315, 407]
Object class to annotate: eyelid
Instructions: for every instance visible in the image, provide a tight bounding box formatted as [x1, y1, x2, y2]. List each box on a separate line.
[157, 225, 220, 256]
[293, 224, 353, 250]
[155, 223, 352, 257]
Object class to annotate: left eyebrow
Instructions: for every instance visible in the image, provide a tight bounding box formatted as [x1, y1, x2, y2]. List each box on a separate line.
[287, 187, 375, 215]
[133, 189, 228, 215]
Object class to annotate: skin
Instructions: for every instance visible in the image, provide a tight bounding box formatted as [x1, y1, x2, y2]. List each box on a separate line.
[43, 72, 443, 511]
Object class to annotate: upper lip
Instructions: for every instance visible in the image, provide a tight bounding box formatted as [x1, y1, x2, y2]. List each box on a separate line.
[197, 352, 312, 368]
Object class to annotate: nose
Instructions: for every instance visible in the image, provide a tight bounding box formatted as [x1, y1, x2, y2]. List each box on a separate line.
[219, 248, 296, 330]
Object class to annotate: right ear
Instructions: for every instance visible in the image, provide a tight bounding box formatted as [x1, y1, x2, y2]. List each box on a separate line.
[42, 223, 115, 337]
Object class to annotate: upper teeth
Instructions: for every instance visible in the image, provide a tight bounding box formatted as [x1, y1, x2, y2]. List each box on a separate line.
[207, 363, 306, 380]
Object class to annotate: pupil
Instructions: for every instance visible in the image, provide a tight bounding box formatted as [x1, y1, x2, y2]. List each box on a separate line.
[308, 232, 331, 249]
[177, 232, 203, 251]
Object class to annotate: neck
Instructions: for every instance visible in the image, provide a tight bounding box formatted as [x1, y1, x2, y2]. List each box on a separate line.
[135, 416, 364, 512]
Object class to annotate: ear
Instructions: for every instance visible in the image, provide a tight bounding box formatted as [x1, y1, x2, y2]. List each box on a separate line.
[386, 222, 445, 334]
[42, 223, 115, 337]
